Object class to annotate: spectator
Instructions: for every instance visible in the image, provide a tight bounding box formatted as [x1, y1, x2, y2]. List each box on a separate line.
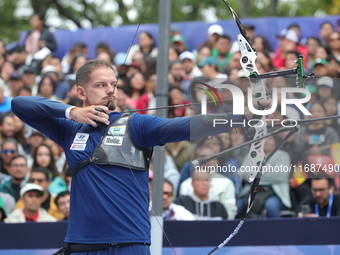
[148, 154, 181, 203]
[0, 113, 16, 143]
[0, 196, 6, 221]
[292, 102, 339, 166]
[272, 107, 312, 211]
[97, 51, 113, 65]
[163, 153, 180, 194]
[136, 73, 157, 115]
[113, 52, 129, 83]
[40, 65, 70, 100]
[0, 61, 15, 82]
[200, 24, 224, 50]
[179, 146, 237, 219]
[168, 46, 179, 63]
[25, 130, 45, 168]
[61, 42, 87, 74]
[13, 114, 28, 148]
[0, 192, 15, 218]
[288, 23, 303, 44]
[163, 179, 194, 220]
[179, 51, 202, 97]
[170, 34, 188, 55]
[24, 12, 57, 54]
[17, 86, 32, 97]
[283, 50, 300, 70]
[212, 34, 232, 73]
[0, 155, 29, 202]
[167, 86, 189, 118]
[7, 72, 24, 98]
[238, 136, 291, 218]
[228, 51, 242, 71]
[256, 50, 276, 73]
[0, 79, 12, 114]
[49, 57, 64, 80]
[319, 21, 334, 48]
[304, 84, 317, 110]
[95, 42, 115, 62]
[327, 56, 340, 99]
[322, 96, 340, 137]
[21, 66, 38, 95]
[273, 29, 308, 69]
[166, 139, 191, 172]
[5, 183, 56, 223]
[55, 190, 70, 220]
[326, 31, 340, 62]
[65, 54, 87, 81]
[315, 76, 333, 102]
[62, 81, 82, 106]
[306, 37, 321, 72]
[196, 45, 212, 63]
[16, 167, 64, 220]
[297, 174, 340, 217]
[174, 170, 228, 220]
[125, 71, 146, 109]
[127, 31, 158, 63]
[32, 144, 59, 179]
[235, 69, 251, 96]
[116, 86, 135, 112]
[126, 61, 141, 78]
[141, 56, 157, 78]
[130, 52, 144, 67]
[168, 60, 184, 87]
[315, 46, 329, 59]
[5, 46, 33, 75]
[312, 58, 329, 79]
[0, 138, 19, 176]
[37, 75, 61, 101]
[43, 138, 66, 175]
[327, 56, 340, 79]
[252, 35, 273, 53]
[197, 56, 228, 86]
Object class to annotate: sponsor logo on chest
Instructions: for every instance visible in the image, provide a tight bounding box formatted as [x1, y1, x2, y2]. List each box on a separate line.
[104, 136, 123, 146]
[73, 133, 89, 144]
[109, 125, 126, 135]
[70, 143, 87, 151]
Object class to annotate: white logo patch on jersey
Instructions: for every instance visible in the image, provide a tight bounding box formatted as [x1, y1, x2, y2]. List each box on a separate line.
[70, 143, 87, 150]
[73, 133, 89, 144]
[104, 136, 123, 146]
[115, 117, 128, 125]
[109, 125, 126, 135]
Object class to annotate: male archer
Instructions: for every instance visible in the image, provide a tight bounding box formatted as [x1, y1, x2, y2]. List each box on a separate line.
[12, 59, 263, 255]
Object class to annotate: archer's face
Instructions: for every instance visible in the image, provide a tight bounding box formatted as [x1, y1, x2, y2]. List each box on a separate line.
[77, 67, 118, 110]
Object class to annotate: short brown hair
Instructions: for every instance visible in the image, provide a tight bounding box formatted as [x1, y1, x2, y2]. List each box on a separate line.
[76, 59, 114, 87]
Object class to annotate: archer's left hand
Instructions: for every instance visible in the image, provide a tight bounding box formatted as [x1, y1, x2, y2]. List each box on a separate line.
[244, 99, 272, 120]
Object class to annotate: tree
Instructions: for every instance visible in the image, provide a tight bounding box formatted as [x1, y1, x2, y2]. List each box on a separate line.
[0, 0, 338, 46]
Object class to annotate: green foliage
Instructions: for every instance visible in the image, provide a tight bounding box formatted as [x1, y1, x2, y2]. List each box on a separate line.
[0, 0, 338, 45]
[0, 0, 30, 44]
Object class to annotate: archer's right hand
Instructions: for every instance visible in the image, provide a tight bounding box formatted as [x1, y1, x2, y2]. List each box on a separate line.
[69, 106, 110, 127]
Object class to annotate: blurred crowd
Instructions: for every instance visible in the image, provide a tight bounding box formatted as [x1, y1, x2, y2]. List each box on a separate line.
[0, 12, 340, 223]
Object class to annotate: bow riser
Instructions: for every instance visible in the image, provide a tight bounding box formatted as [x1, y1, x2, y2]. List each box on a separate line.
[238, 34, 268, 182]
